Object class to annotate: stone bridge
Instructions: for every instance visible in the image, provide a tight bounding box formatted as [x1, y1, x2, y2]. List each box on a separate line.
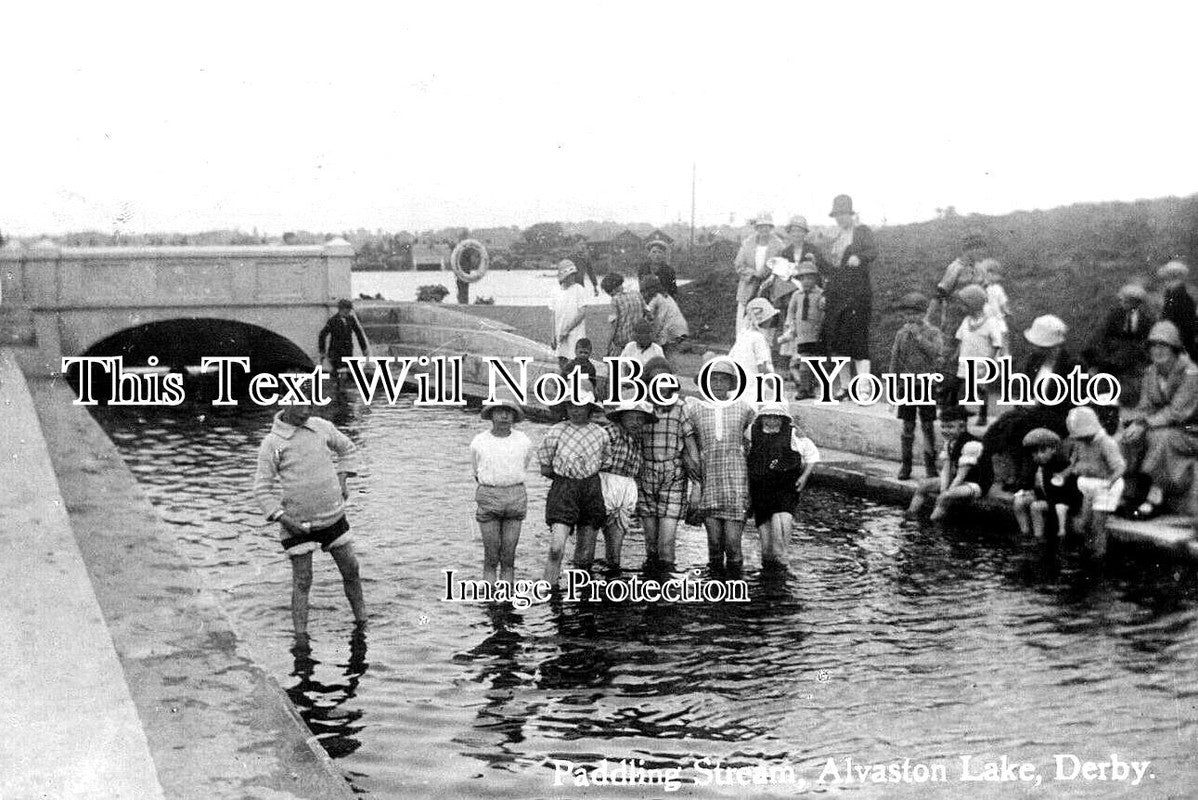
[0, 239, 354, 377]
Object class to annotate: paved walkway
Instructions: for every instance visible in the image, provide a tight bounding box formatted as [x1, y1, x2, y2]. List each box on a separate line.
[0, 349, 165, 799]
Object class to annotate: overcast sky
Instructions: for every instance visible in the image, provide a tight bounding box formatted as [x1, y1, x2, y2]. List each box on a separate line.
[4, 2, 1195, 236]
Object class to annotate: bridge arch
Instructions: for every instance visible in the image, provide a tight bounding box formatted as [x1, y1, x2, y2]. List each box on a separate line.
[80, 317, 313, 373]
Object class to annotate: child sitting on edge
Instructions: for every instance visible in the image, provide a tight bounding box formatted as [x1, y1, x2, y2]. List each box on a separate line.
[640, 274, 689, 361]
[620, 320, 666, 367]
[950, 284, 1003, 425]
[779, 260, 825, 400]
[1057, 406, 1125, 558]
[906, 405, 993, 521]
[1012, 428, 1078, 542]
[537, 391, 609, 583]
[888, 291, 943, 480]
[470, 393, 533, 586]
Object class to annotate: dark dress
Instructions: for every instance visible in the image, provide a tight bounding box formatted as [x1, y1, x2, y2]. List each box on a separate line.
[1082, 304, 1154, 405]
[780, 242, 831, 278]
[1162, 284, 1196, 358]
[747, 418, 805, 526]
[637, 260, 679, 297]
[821, 226, 878, 361]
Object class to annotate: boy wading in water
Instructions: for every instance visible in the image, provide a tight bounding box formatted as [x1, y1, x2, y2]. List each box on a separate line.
[470, 394, 533, 585]
[253, 398, 366, 637]
[537, 391, 610, 583]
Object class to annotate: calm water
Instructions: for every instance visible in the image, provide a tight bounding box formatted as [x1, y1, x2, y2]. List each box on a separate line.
[353, 269, 688, 306]
[92, 397, 1198, 798]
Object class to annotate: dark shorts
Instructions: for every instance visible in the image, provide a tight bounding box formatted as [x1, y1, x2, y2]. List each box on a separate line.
[896, 403, 937, 423]
[282, 515, 351, 557]
[545, 474, 606, 529]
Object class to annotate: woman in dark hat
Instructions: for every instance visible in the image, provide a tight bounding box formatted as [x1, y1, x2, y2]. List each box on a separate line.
[818, 194, 878, 398]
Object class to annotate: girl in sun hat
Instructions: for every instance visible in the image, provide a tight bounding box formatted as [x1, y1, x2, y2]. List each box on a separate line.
[945, 283, 1002, 423]
[471, 389, 533, 585]
[537, 389, 610, 583]
[597, 399, 656, 571]
[689, 356, 756, 573]
[729, 297, 778, 377]
[1059, 405, 1125, 558]
[552, 258, 589, 369]
[745, 402, 819, 568]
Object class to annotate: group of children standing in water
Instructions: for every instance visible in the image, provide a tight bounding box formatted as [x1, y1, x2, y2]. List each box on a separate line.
[468, 357, 820, 584]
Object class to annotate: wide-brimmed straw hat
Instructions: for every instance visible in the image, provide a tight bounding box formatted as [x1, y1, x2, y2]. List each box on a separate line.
[1022, 428, 1061, 449]
[645, 238, 670, 252]
[480, 396, 524, 422]
[606, 399, 658, 424]
[1065, 406, 1102, 438]
[1023, 315, 1068, 348]
[1158, 260, 1189, 280]
[745, 297, 779, 322]
[557, 259, 578, 280]
[698, 352, 740, 383]
[753, 401, 793, 424]
[1147, 320, 1183, 349]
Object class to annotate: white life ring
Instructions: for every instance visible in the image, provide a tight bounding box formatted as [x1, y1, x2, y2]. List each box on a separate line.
[451, 239, 489, 284]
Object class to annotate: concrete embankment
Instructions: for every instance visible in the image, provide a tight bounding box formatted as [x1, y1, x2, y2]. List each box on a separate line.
[1, 349, 354, 799]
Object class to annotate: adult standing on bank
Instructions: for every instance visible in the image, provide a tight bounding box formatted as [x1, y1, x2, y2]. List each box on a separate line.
[733, 212, 786, 328]
[820, 195, 878, 397]
[552, 259, 589, 370]
[253, 398, 366, 638]
[318, 299, 371, 376]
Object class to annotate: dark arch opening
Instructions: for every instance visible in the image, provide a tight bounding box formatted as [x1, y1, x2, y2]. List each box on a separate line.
[67, 318, 313, 404]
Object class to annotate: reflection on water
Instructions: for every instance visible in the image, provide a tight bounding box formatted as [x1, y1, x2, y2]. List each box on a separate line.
[92, 395, 1198, 798]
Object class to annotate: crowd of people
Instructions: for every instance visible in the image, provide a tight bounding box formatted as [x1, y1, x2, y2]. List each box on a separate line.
[253, 202, 1198, 634]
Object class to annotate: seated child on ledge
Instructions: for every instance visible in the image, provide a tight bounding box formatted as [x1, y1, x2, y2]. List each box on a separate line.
[906, 404, 994, 521]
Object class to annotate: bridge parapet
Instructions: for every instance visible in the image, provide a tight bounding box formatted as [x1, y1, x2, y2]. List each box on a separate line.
[0, 238, 353, 311]
[0, 238, 355, 375]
